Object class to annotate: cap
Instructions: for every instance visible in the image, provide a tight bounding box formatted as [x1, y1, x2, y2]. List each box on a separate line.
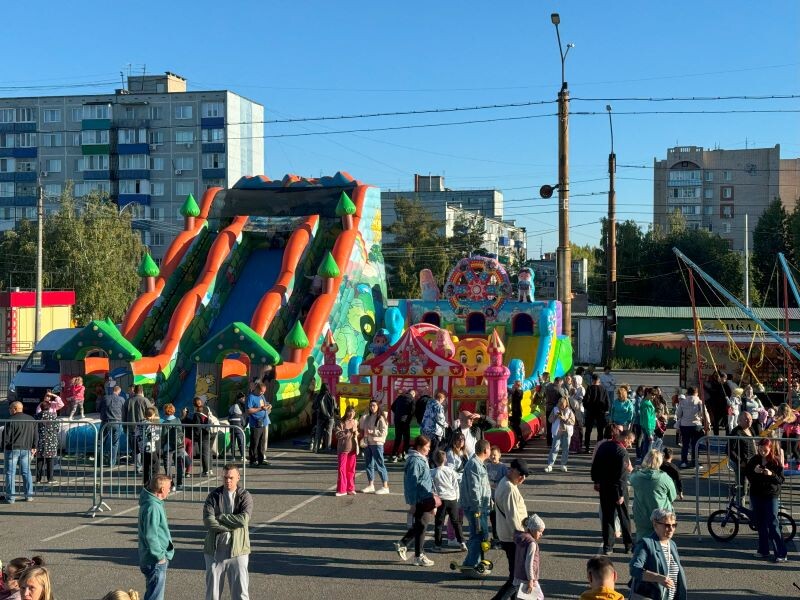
[525, 513, 546, 532]
[510, 458, 530, 477]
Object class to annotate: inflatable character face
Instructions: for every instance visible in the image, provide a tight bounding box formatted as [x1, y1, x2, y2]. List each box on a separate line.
[518, 268, 532, 284]
[369, 328, 390, 356]
[455, 338, 490, 382]
[419, 268, 440, 301]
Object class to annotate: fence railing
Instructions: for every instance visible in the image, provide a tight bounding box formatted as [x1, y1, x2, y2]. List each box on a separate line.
[692, 434, 798, 539]
[0, 358, 25, 399]
[0, 417, 247, 516]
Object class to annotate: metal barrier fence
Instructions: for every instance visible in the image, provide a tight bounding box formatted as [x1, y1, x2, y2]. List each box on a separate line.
[0, 358, 25, 399]
[0, 417, 98, 503]
[693, 434, 798, 539]
[92, 421, 247, 516]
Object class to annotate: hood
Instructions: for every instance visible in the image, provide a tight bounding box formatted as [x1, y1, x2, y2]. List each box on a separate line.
[163, 415, 178, 423]
[514, 531, 533, 544]
[406, 449, 425, 463]
[579, 589, 625, 600]
[139, 487, 163, 508]
[633, 468, 661, 481]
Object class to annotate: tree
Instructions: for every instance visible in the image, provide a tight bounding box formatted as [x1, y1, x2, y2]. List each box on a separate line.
[753, 198, 791, 292]
[448, 212, 489, 260]
[0, 184, 146, 324]
[383, 197, 450, 298]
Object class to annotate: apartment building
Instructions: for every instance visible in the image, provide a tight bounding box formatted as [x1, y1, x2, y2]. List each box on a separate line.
[653, 145, 800, 252]
[0, 72, 264, 260]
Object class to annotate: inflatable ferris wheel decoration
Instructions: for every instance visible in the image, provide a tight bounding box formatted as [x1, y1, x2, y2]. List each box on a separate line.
[443, 255, 513, 318]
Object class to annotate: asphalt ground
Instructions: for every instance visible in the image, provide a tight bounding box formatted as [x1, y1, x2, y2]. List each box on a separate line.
[2, 370, 799, 599]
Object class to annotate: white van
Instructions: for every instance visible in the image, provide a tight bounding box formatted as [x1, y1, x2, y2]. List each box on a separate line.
[7, 328, 80, 413]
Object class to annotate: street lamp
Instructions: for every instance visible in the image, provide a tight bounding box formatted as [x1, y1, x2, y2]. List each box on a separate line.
[605, 105, 617, 364]
[551, 13, 573, 337]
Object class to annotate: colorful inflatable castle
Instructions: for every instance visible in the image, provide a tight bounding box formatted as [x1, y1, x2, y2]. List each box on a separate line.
[331, 254, 573, 452]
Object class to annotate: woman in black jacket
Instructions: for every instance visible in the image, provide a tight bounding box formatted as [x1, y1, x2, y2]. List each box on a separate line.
[744, 437, 787, 562]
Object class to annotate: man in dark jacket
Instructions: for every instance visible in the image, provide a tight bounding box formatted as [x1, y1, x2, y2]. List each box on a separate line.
[126, 385, 155, 474]
[312, 384, 335, 453]
[584, 374, 610, 453]
[591, 428, 634, 555]
[390, 390, 415, 462]
[729, 411, 758, 504]
[99, 385, 126, 466]
[1, 401, 38, 503]
[203, 464, 253, 599]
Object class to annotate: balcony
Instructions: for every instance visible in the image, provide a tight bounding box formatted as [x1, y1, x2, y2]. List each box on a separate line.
[118, 193, 151, 206]
[82, 144, 110, 156]
[13, 123, 36, 133]
[114, 118, 150, 129]
[82, 118, 111, 130]
[118, 169, 150, 180]
[202, 168, 226, 179]
[117, 143, 150, 155]
[201, 117, 225, 128]
[9, 148, 37, 159]
[202, 142, 225, 153]
[13, 195, 37, 206]
[83, 170, 111, 180]
[14, 172, 36, 182]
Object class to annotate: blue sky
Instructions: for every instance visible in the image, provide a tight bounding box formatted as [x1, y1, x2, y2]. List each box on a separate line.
[4, 0, 798, 254]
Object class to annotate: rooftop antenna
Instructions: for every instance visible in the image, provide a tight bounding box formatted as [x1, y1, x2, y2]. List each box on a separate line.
[119, 71, 125, 90]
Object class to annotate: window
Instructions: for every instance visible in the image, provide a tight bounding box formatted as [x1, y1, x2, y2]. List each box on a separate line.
[175, 156, 194, 170]
[0, 108, 14, 123]
[43, 108, 62, 123]
[119, 154, 148, 170]
[0, 133, 13, 148]
[82, 104, 110, 119]
[720, 204, 734, 219]
[75, 182, 111, 197]
[44, 184, 62, 198]
[201, 102, 224, 118]
[152, 207, 165, 220]
[723, 170, 732, 181]
[44, 159, 62, 173]
[205, 179, 224, 189]
[679, 205, 697, 216]
[704, 171, 713, 182]
[668, 169, 701, 182]
[703, 205, 713, 216]
[151, 232, 166, 246]
[175, 130, 195, 144]
[16, 133, 36, 147]
[16, 160, 35, 172]
[119, 179, 150, 195]
[0, 182, 14, 197]
[79, 155, 110, 171]
[151, 182, 165, 197]
[669, 187, 700, 199]
[723, 223, 731, 234]
[16, 107, 35, 122]
[128, 203, 147, 219]
[176, 181, 195, 197]
[704, 188, 713, 199]
[0, 207, 12, 220]
[149, 106, 163, 120]
[70, 107, 82, 122]
[721, 186, 733, 200]
[202, 153, 225, 169]
[175, 105, 193, 120]
[150, 157, 165, 171]
[81, 130, 109, 145]
[118, 128, 146, 144]
[0, 158, 14, 173]
[41, 133, 62, 147]
[201, 128, 225, 143]
[69, 132, 82, 146]
[148, 130, 164, 145]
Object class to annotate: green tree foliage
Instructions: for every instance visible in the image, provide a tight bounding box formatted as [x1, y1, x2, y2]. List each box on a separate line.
[448, 212, 489, 260]
[752, 198, 791, 293]
[0, 184, 145, 324]
[383, 197, 450, 298]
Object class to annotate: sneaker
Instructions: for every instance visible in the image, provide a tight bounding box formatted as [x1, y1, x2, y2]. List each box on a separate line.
[375, 486, 390, 495]
[679, 462, 688, 468]
[394, 541, 408, 561]
[23, 497, 33, 502]
[413, 554, 434, 567]
[391, 456, 399, 463]
[448, 539, 461, 548]
[755, 552, 770, 559]
[460, 542, 468, 551]
[775, 556, 788, 563]
[335, 492, 347, 497]
[544, 465, 553, 473]
[697, 464, 704, 471]
[561, 465, 568, 472]
[361, 484, 376, 493]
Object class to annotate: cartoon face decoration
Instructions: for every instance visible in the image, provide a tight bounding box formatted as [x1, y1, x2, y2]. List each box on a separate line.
[518, 268, 532, 283]
[369, 328, 390, 355]
[455, 338, 490, 381]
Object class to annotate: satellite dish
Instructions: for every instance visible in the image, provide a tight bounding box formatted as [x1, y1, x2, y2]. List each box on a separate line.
[540, 184, 555, 199]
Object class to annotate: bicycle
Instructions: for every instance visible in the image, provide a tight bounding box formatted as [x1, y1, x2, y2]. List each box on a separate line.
[707, 486, 796, 543]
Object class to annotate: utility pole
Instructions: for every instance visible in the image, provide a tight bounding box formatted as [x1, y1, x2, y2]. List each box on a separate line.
[606, 105, 617, 362]
[744, 213, 750, 307]
[35, 178, 44, 344]
[552, 13, 573, 338]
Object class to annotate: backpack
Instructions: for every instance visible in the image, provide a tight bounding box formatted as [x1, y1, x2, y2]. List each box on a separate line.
[415, 395, 430, 426]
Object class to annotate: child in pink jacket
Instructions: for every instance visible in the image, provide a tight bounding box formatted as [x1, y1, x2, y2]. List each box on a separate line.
[67, 376, 85, 419]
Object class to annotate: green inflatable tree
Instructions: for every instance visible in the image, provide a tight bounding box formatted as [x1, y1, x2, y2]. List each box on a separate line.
[336, 191, 356, 229]
[285, 321, 309, 363]
[180, 193, 201, 217]
[138, 253, 160, 278]
[318, 252, 340, 278]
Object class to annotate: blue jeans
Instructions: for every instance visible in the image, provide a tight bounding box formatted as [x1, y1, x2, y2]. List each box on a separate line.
[750, 495, 787, 559]
[103, 423, 122, 466]
[464, 511, 489, 567]
[547, 430, 571, 467]
[140, 560, 168, 600]
[4, 449, 33, 502]
[639, 433, 653, 461]
[364, 444, 388, 484]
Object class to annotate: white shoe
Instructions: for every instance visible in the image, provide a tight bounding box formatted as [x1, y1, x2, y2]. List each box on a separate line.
[544, 465, 553, 473]
[561, 465, 568, 472]
[361, 484, 376, 493]
[335, 492, 347, 497]
[413, 554, 434, 567]
[394, 541, 408, 561]
[375, 486, 390, 495]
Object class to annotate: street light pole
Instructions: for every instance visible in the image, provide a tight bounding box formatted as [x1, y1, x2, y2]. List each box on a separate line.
[552, 13, 572, 338]
[34, 178, 44, 345]
[606, 105, 617, 362]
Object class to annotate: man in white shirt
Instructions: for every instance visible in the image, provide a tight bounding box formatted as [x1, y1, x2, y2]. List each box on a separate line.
[455, 410, 480, 457]
[599, 366, 617, 405]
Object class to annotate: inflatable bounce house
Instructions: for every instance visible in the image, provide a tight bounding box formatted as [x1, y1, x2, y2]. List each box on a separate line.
[332, 255, 573, 451]
[54, 173, 386, 437]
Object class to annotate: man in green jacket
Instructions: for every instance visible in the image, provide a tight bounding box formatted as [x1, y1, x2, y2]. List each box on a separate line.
[203, 464, 253, 600]
[138, 474, 175, 600]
